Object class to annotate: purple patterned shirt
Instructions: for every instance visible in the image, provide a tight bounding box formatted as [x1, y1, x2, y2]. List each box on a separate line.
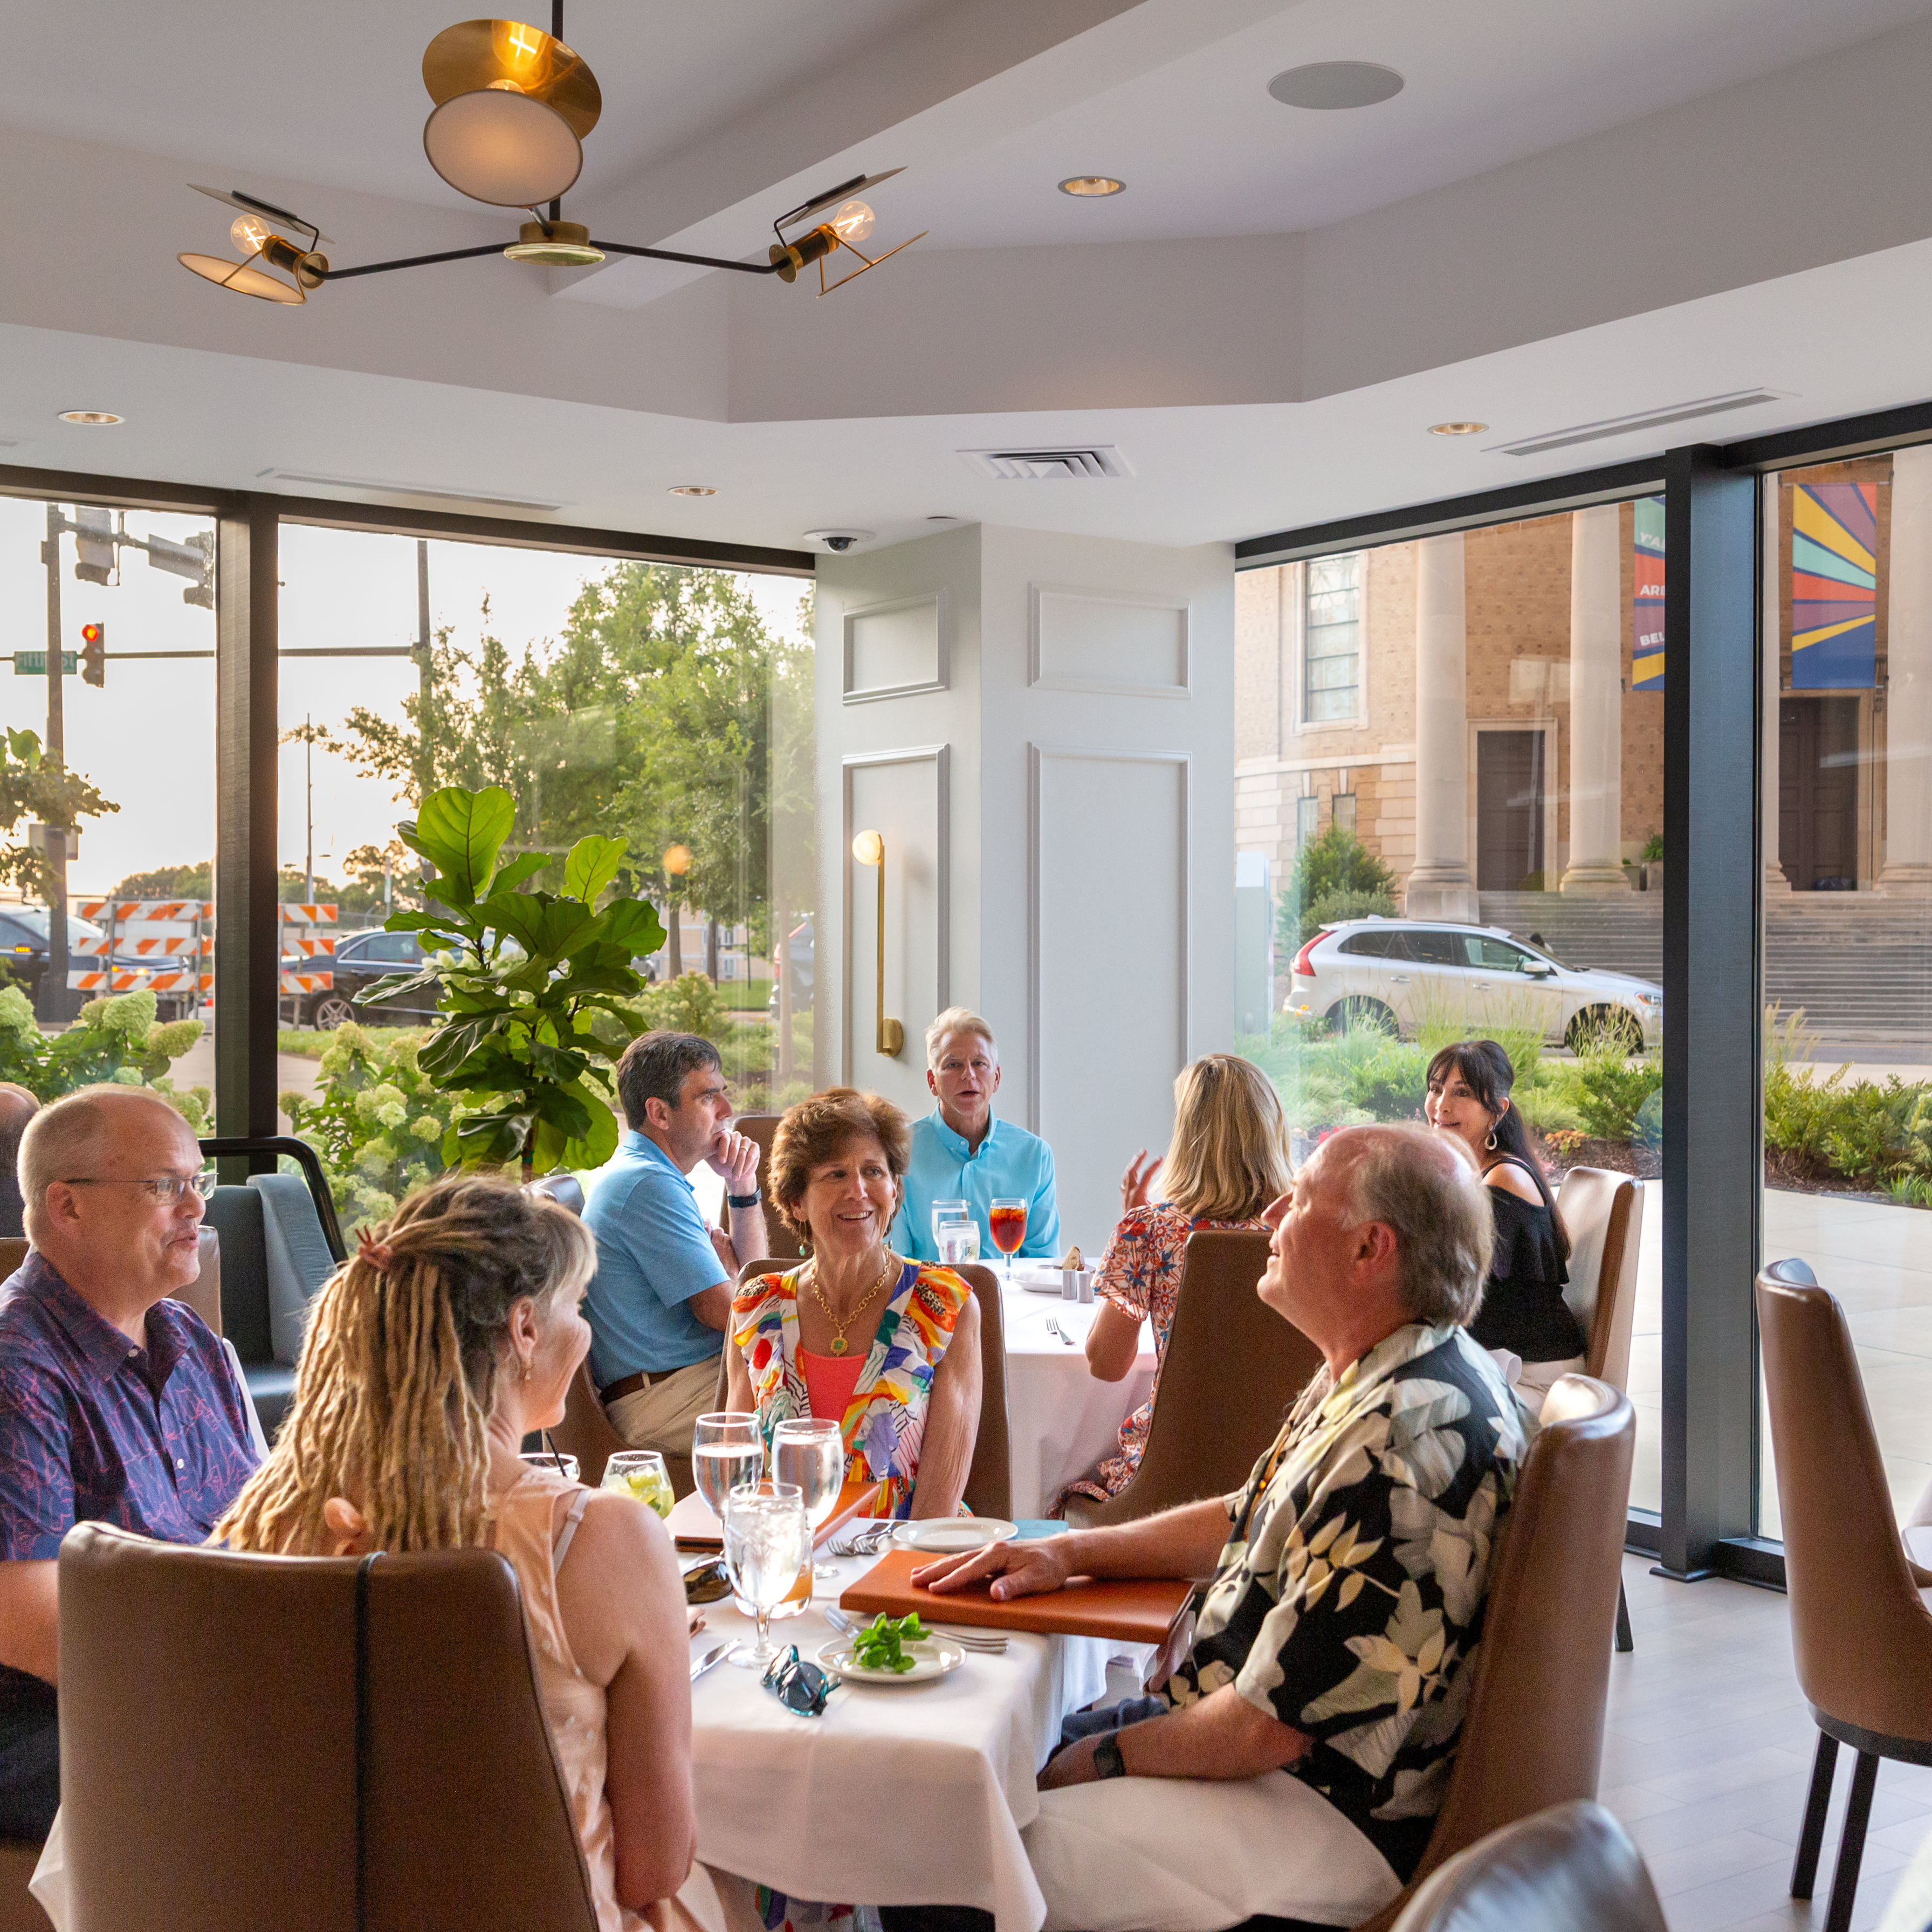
[0, 1250, 259, 1562]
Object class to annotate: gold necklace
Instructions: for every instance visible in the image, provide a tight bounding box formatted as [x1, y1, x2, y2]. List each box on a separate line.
[808, 1245, 897, 1356]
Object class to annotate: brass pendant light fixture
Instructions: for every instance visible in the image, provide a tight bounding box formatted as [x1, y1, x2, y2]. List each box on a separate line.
[177, 4, 923, 305]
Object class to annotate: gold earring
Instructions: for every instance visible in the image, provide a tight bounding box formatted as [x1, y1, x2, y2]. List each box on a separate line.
[521, 1354, 532, 1383]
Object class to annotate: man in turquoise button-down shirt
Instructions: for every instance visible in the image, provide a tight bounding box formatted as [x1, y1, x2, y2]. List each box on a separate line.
[892, 1007, 1061, 1263]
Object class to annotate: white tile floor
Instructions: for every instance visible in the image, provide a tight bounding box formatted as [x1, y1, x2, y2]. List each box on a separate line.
[1605, 1555, 1931, 1932]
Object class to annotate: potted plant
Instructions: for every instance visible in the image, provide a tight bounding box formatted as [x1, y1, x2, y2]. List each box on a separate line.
[357, 784, 664, 1175]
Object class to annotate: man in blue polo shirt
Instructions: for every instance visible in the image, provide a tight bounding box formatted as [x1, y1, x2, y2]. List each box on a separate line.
[584, 1031, 767, 1462]
[0, 1085, 259, 1839]
[892, 1007, 1060, 1264]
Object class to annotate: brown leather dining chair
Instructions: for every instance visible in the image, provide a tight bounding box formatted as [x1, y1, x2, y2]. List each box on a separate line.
[1757, 1257, 1932, 1932]
[1553, 1168, 1645, 1651]
[0, 1239, 26, 1283]
[1064, 1229, 1321, 1529]
[731, 1255, 1013, 1518]
[1342, 1374, 1635, 1932]
[58, 1521, 600, 1932]
[1389, 1801, 1666, 1932]
[732, 1115, 805, 1261]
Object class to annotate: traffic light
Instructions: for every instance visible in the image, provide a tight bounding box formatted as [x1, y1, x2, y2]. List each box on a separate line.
[79, 623, 105, 688]
[72, 507, 115, 587]
[148, 529, 215, 610]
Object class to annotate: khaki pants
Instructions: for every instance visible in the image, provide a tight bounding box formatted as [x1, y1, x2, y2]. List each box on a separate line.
[604, 1355, 722, 1462]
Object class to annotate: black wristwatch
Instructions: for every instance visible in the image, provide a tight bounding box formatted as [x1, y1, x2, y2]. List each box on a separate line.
[727, 1189, 762, 1209]
[1093, 1734, 1127, 1780]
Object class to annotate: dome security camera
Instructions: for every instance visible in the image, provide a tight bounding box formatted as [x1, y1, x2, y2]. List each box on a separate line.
[824, 534, 856, 552]
[804, 528, 875, 553]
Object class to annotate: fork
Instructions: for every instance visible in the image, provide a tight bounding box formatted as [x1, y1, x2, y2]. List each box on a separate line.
[824, 1605, 1006, 1654]
[1044, 1317, 1074, 1346]
[828, 1524, 893, 1558]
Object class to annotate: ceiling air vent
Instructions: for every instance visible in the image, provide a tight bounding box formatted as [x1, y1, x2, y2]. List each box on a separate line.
[1486, 390, 1789, 458]
[960, 445, 1132, 480]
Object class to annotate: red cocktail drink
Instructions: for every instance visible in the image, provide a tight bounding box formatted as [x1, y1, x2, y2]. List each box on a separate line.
[989, 1200, 1027, 1256]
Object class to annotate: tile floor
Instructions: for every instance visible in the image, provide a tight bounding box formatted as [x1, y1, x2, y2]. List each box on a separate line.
[1604, 1554, 1930, 1931]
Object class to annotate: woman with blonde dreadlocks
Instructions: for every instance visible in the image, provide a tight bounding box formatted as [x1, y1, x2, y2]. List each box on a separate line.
[214, 1173, 716, 1932]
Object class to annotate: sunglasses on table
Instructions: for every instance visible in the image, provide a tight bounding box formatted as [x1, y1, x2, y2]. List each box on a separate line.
[61, 1174, 217, 1204]
[761, 1645, 838, 1716]
[683, 1557, 732, 1606]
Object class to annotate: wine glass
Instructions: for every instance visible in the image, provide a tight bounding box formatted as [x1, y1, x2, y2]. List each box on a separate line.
[723, 1481, 808, 1667]
[989, 1197, 1028, 1279]
[931, 1199, 971, 1254]
[602, 1449, 674, 1520]
[692, 1413, 763, 1521]
[773, 1416, 845, 1586]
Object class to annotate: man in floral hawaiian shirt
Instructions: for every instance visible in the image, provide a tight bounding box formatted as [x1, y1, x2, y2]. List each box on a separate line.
[918, 1124, 1528, 1932]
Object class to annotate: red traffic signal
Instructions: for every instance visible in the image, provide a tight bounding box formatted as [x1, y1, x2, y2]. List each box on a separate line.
[79, 622, 105, 688]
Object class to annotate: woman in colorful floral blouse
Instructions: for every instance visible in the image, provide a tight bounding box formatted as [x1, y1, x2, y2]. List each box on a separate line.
[724, 1087, 982, 1520]
[1054, 1054, 1294, 1513]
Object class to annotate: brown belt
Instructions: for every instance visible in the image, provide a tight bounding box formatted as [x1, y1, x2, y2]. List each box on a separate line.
[599, 1366, 689, 1406]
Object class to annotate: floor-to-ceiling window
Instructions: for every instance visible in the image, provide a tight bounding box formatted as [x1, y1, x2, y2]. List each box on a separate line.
[1757, 448, 1932, 1537]
[1236, 497, 1667, 1512]
[274, 521, 812, 1233]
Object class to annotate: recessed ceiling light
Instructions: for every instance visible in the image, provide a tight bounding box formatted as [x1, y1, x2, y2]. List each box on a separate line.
[57, 410, 123, 426]
[1058, 175, 1124, 197]
[668, 484, 717, 497]
[927, 514, 959, 522]
[1428, 421, 1489, 437]
[1268, 62, 1404, 110]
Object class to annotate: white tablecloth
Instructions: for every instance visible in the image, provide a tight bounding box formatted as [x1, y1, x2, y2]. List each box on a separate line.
[689, 1573, 1114, 1932]
[999, 1277, 1154, 1517]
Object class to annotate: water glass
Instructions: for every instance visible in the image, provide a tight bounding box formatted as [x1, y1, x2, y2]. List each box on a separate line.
[519, 1448, 581, 1483]
[723, 1481, 809, 1667]
[693, 1413, 763, 1518]
[602, 1449, 675, 1520]
[773, 1416, 845, 1585]
[938, 1220, 980, 1267]
[931, 1199, 972, 1253]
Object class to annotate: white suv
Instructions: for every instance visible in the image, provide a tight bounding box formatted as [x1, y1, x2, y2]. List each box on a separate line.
[1285, 918, 1662, 1050]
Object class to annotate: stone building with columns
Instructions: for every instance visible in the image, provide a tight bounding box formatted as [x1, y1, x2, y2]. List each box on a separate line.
[1234, 505, 1667, 912]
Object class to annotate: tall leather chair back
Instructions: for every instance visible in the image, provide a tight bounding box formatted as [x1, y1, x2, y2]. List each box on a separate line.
[1756, 1260, 1932, 1743]
[733, 1115, 803, 1261]
[168, 1228, 224, 1335]
[1070, 1230, 1319, 1528]
[1356, 1374, 1636, 1932]
[1554, 1169, 1643, 1389]
[0, 1238, 26, 1283]
[58, 1523, 598, 1932]
[730, 1256, 1008, 1516]
[1390, 1802, 1666, 1932]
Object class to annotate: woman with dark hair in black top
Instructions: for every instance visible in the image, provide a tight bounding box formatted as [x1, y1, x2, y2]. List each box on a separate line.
[1424, 1039, 1586, 1397]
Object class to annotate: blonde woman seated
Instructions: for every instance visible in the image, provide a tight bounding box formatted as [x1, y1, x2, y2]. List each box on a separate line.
[216, 1174, 712, 1932]
[1054, 1054, 1292, 1514]
[726, 1088, 982, 1520]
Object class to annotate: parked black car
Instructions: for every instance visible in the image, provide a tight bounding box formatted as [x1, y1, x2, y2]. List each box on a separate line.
[0, 907, 152, 1007]
[303, 929, 435, 1029]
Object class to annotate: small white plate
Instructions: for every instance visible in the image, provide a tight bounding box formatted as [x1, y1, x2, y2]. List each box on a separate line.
[818, 1637, 966, 1685]
[890, 1517, 1019, 1553]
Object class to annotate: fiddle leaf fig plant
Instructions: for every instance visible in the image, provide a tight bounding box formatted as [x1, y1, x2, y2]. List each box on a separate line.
[359, 783, 664, 1175]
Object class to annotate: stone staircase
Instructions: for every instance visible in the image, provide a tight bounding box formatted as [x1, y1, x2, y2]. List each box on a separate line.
[1477, 890, 1932, 1047]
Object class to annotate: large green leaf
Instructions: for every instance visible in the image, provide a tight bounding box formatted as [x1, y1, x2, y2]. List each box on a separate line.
[563, 834, 627, 906]
[414, 786, 516, 905]
[353, 970, 441, 1006]
[594, 898, 665, 955]
[419, 1012, 506, 1081]
[490, 851, 553, 896]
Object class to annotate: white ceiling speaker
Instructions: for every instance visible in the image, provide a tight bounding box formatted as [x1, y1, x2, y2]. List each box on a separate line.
[1268, 62, 1404, 110]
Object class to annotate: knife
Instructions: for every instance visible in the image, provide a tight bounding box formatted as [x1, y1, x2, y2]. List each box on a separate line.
[690, 1640, 736, 1683]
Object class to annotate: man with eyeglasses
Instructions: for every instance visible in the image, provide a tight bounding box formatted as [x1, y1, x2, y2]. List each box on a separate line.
[0, 1086, 259, 1839]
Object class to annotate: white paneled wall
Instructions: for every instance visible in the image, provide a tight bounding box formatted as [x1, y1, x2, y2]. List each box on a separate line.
[816, 523, 1235, 1249]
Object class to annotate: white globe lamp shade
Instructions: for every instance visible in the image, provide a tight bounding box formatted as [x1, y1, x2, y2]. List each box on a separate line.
[423, 87, 583, 207]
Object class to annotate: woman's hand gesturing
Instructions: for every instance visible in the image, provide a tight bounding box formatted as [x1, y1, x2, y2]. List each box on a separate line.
[1120, 1150, 1162, 1214]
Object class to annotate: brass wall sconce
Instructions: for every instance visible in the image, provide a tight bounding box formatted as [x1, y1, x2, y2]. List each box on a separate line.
[850, 829, 903, 1057]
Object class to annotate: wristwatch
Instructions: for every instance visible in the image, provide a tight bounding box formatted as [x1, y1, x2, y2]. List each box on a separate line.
[1092, 1734, 1127, 1780]
[727, 1189, 762, 1209]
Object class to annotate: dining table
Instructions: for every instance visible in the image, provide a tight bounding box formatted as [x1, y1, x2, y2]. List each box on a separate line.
[687, 1559, 1117, 1932]
[998, 1268, 1155, 1517]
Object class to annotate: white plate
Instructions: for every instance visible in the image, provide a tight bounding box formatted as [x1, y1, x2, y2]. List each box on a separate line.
[818, 1637, 966, 1685]
[890, 1516, 1018, 1553]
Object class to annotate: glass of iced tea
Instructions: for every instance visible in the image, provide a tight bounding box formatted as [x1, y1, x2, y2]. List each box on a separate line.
[988, 1197, 1028, 1278]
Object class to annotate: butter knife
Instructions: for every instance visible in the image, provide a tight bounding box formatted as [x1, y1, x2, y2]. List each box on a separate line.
[690, 1640, 735, 1683]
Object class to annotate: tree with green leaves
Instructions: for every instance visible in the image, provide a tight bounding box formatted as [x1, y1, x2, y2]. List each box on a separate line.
[364, 785, 663, 1175]
[0, 728, 115, 901]
[1276, 823, 1402, 951]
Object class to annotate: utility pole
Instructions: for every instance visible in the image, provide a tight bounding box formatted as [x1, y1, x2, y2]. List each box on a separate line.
[39, 506, 70, 1022]
[304, 712, 314, 903]
[414, 540, 435, 803]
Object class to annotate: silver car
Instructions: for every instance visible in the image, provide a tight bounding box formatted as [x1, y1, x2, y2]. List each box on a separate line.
[1284, 918, 1662, 1050]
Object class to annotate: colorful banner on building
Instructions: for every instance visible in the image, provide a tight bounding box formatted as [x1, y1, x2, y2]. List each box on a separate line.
[1631, 496, 1666, 691]
[1791, 482, 1878, 689]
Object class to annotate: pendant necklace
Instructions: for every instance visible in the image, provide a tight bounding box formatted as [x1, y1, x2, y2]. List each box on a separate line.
[809, 1245, 897, 1356]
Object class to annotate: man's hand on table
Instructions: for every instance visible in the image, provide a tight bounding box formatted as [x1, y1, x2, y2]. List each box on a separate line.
[911, 1537, 1071, 1601]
